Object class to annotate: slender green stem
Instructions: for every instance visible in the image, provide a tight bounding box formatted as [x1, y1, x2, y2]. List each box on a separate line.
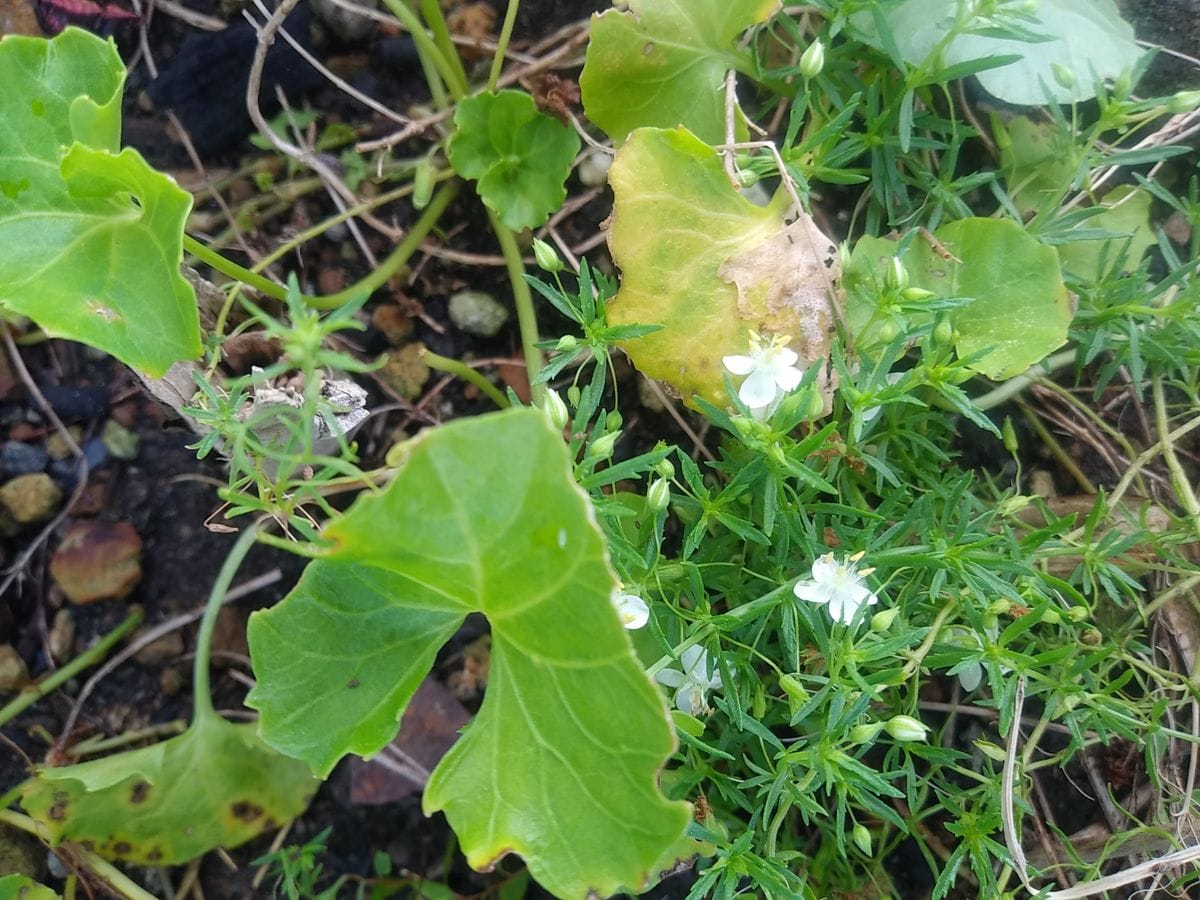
[424, 350, 510, 408]
[1152, 375, 1200, 543]
[183, 234, 288, 301]
[488, 0, 522, 92]
[420, 0, 470, 99]
[379, 0, 466, 100]
[0, 810, 158, 900]
[0, 609, 142, 729]
[487, 209, 544, 401]
[310, 181, 459, 309]
[192, 525, 260, 720]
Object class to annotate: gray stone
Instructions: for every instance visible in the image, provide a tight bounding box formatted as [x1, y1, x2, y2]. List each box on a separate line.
[0, 440, 47, 477]
[448, 290, 510, 338]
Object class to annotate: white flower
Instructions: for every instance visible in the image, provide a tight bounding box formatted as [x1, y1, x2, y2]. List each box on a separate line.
[654, 646, 723, 715]
[612, 591, 649, 630]
[793, 552, 880, 625]
[722, 331, 804, 419]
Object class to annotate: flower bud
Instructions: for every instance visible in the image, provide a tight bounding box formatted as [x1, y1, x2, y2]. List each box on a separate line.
[541, 389, 569, 431]
[779, 673, 808, 704]
[884, 714, 929, 743]
[653, 458, 675, 480]
[1081, 627, 1101, 645]
[587, 430, 619, 461]
[1051, 62, 1076, 91]
[885, 257, 909, 292]
[1002, 416, 1018, 455]
[647, 478, 671, 513]
[606, 410, 623, 431]
[736, 169, 760, 188]
[870, 608, 899, 632]
[932, 317, 953, 347]
[851, 824, 872, 855]
[849, 721, 884, 744]
[1066, 605, 1088, 623]
[1167, 90, 1200, 114]
[875, 318, 900, 343]
[1041, 608, 1062, 626]
[800, 39, 825, 79]
[901, 286, 936, 302]
[556, 334, 578, 352]
[567, 385, 581, 407]
[532, 237, 564, 273]
[987, 598, 1012, 616]
[973, 739, 1007, 762]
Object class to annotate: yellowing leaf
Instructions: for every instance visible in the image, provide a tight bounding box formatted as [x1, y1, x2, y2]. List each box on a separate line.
[606, 127, 842, 407]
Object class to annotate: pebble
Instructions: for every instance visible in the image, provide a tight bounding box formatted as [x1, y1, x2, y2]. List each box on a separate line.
[133, 629, 185, 667]
[0, 644, 29, 693]
[100, 419, 138, 461]
[83, 437, 109, 469]
[0, 473, 62, 524]
[48, 609, 74, 663]
[38, 385, 108, 421]
[448, 290, 509, 338]
[379, 343, 430, 400]
[371, 303, 415, 345]
[311, 0, 378, 42]
[45, 427, 82, 460]
[49, 520, 144, 604]
[1, 440, 48, 476]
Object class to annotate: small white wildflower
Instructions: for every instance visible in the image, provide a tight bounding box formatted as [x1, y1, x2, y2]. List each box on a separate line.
[612, 591, 649, 630]
[793, 551, 880, 625]
[722, 331, 804, 419]
[654, 646, 723, 715]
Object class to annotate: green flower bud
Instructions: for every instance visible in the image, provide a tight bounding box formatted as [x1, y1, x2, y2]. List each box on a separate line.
[1051, 62, 1077, 91]
[932, 317, 954, 346]
[587, 430, 619, 461]
[901, 286, 937, 302]
[852, 824, 872, 855]
[1066, 606, 1088, 623]
[412, 156, 434, 209]
[1041, 608, 1062, 626]
[779, 673, 808, 704]
[606, 410, 623, 431]
[653, 458, 675, 480]
[885, 257, 909, 292]
[875, 318, 900, 343]
[870, 607, 899, 632]
[987, 598, 1012, 616]
[556, 334, 578, 352]
[884, 714, 929, 743]
[849, 721, 884, 744]
[736, 169, 760, 188]
[1002, 416, 1019, 455]
[532, 237, 564, 273]
[541, 389, 569, 431]
[1167, 90, 1200, 114]
[647, 478, 671, 513]
[566, 385, 581, 407]
[800, 39, 825, 79]
[973, 739, 1008, 762]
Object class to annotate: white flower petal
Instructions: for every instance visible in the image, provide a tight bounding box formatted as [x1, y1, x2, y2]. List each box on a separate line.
[613, 592, 649, 629]
[722, 354, 756, 375]
[794, 580, 832, 605]
[774, 366, 804, 392]
[739, 369, 779, 409]
[810, 554, 838, 581]
[680, 645, 707, 675]
[655, 669, 686, 688]
[775, 347, 800, 368]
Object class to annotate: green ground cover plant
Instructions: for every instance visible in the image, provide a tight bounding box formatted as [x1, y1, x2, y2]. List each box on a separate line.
[2, 0, 1200, 897]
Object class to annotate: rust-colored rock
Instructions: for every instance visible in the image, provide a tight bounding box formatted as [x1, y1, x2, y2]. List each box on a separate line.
[50, 521, 143, 604]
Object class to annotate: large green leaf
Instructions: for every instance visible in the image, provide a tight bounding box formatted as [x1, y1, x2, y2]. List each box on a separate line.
[19, 714, 316, 865]
[846, 218, 1072, 378]
[246, 409, 690, 899]
[1058, 185, 1155, 284]
[580, 0, 779, 145]
[0, 876, 59, 900]
[852, 0, 1143, 105]
[606, 126, 842, 407]
[0, 28, 200, 377]
[448, 90, 580, 231]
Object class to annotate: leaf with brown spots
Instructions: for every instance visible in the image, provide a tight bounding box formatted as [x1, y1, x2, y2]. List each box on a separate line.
[20, 713, 315, 865]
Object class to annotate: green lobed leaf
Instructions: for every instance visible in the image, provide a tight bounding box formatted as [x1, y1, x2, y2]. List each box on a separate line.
[606, 126, 842, 407]
[0, 28, 200, 377]
[447, 90, 580, 231]
[19, 714, 317, 865]
[580, 0, 779, 145]
[994, 113, 1080, 217]
[851, 0, 1144, 105]
[846, 218, 1072, 379]
[0, 876, 59, 900]
[246, 409, 690, 900]
[1057, 185, 1155, 283]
